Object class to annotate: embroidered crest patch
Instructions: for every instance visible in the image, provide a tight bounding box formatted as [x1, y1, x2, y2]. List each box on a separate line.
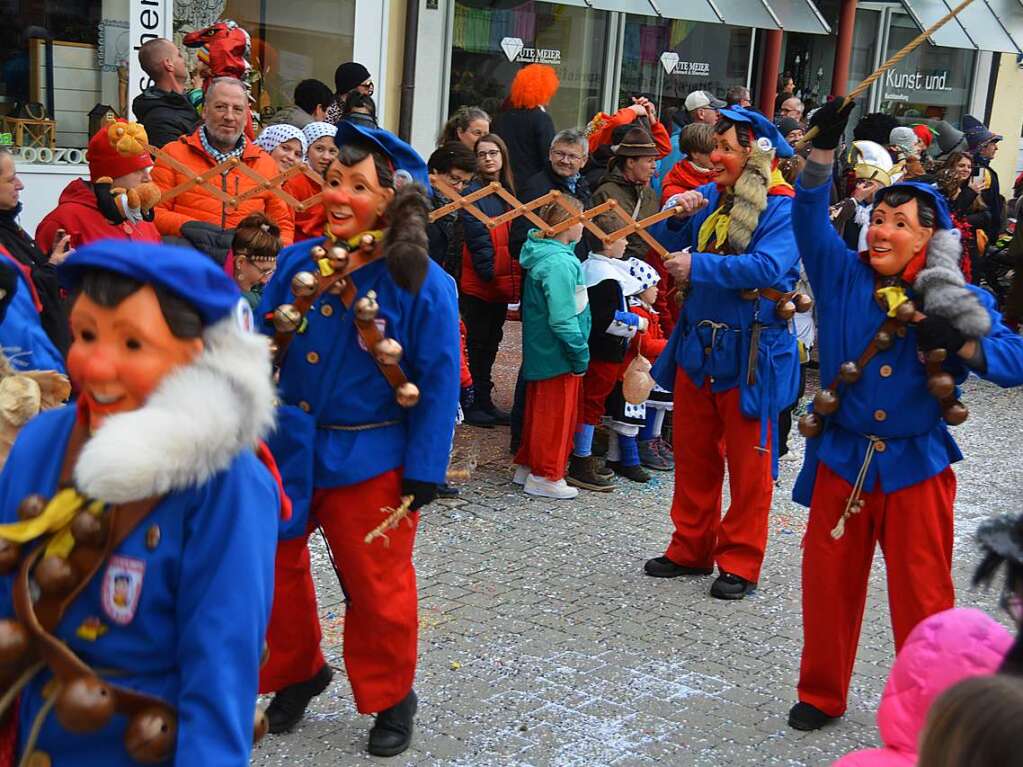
[101, 555, 145, 625]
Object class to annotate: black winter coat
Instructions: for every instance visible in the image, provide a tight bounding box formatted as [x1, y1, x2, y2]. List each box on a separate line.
[132, 87, 201, 148]
[459, 180, 510, 284]
[491, 107, 556, 191]
[511, 162, 591, 261]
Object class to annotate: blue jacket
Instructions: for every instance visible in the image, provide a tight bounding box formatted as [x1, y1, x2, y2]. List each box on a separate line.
[0, 406, 278, 766]
[259, 238, 460, 535]
[791, 177, 1023, 505]
[0, 262, 64, 373]
[459, 180, 510, 284]
[650, 183, 801, 441]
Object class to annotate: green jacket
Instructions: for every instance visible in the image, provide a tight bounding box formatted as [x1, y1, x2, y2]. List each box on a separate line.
[519, 230, 591, 380]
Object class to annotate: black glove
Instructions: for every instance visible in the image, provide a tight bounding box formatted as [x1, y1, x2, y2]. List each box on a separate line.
[915, 314, 967, 354]
[401, 479, 438, 511]
[808, 96, 855, 150]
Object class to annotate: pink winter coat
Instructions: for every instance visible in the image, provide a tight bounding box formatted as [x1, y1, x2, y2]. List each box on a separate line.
[833, 607, 1012, 767]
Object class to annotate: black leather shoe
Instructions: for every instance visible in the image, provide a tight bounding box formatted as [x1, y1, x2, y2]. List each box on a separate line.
[436, 483, 459, 499]
[788, 701, 837, 731]
[463, 406, 496, 428]
[643, 556, 713, 578]
[710, 571, 754, 600]
[368, 689, 418, 757]
[606, 461, 650, 483]
[266, 663, 333, 734]
[482, 402, 511, 425]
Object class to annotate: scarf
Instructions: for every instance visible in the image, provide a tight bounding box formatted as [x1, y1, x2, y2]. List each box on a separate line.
[199, 127, 246, 166]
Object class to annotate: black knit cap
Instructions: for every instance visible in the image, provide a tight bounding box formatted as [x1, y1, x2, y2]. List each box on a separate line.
[334, 62, 371, 96]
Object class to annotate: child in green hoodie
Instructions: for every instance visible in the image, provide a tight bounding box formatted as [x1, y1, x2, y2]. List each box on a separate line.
[513, 196, 592, 500]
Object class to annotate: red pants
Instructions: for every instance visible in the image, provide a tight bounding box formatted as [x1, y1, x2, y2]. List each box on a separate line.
[514, 373, 581, 481]
[260, 469, 420, 714]
[665, 370, 773, 583]
[579, 359, 623, 425]
[797, 462, 956, 716]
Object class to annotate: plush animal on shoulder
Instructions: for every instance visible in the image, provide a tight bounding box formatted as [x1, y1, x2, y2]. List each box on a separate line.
[0, 353, 70, 467]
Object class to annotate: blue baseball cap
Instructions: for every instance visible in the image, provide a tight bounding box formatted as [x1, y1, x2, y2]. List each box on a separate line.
[59, 239, 241, 326]
[719, 106, 794, 158]
[882, 181, 955, 230]
[335, 121, 430, 189]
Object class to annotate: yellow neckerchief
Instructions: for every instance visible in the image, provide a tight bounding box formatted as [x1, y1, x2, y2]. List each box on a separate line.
[325, 228, 385, 249]
[0, 488, 105, 558]
[876, 285, 911, 317]
[697, 166, 791, 252]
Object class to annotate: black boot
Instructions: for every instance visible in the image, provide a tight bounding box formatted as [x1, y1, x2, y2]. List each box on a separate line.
[462, 405, 496, 427]
[265, 663, 333, 734]
[643, 556, 713, 578]
[367, 689, 418, 757]
[481, 395, 511, 426]
[606, 461, 650, 483]
[710, 571, 755, 600]
[788, 701, 837, 731]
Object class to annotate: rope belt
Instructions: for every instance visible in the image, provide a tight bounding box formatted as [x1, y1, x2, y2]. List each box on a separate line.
[830, 435, 882, 540]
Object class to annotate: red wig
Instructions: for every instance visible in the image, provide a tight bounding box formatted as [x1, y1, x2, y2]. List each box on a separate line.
[508, 64, 559, 109]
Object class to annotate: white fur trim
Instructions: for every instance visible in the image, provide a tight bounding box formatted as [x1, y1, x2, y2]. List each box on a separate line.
[73, 317, 276, 503]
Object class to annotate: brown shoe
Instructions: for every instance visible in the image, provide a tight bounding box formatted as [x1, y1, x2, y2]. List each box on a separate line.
[566, 454, 615, 492]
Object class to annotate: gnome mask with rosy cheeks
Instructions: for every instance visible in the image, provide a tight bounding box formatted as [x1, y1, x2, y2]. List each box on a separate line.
[59, 240, 276, 504]
[867, 183, 992, 338]
[320, 122, 434, 293]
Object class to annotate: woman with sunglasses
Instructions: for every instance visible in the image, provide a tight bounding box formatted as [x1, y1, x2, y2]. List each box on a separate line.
[459, 133, 519, 427]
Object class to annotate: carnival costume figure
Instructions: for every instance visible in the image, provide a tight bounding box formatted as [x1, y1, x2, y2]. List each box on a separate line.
[257, 122, 460, 757]
[0, 240, 282, 765]
[788, 97, 1023, 732]
[644, 107, 806, 600]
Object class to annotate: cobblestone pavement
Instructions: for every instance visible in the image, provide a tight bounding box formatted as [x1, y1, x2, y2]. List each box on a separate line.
[252, 323, 1023, 767]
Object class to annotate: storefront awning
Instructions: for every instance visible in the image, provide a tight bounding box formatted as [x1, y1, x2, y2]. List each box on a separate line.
[582, 0, 831, 32]
[898, 0, 1023, 53]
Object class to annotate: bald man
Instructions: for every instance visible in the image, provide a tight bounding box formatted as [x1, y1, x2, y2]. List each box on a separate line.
[779, 97, 804, 123]
[132, 38, 200, 148]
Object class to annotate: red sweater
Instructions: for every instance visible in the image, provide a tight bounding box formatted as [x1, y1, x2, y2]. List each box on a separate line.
[661, 159, 715, 205]
[625, 302, 668, 365]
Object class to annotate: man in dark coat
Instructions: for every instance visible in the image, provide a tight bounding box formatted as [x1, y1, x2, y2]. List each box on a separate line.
[590, 127, 660, 263]
[963, 114, 1005, 240]
[511, 129, 592, 261]
[132, 38, 200, 148]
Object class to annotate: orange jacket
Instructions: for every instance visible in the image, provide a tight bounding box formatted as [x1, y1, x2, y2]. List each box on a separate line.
[625, 302, 668, 365]
[152, 129, 294, 244]
[283, 173, 324, 243]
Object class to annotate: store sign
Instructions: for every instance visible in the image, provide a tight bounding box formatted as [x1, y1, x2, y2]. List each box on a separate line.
[884, 68, 954, 95]
[128, 0, 174, 118]
[500, 37, 561, 65]
[659, 51, 710, 77]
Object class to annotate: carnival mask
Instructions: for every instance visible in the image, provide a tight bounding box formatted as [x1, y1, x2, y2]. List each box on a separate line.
[323, 155, 394, 241]
[709, 126, 752, 189]
[68, 287, 203, 431]
[866, 198, 933, 277]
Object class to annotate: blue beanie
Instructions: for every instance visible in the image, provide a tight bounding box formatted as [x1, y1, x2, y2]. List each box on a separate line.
[60, 239, 242, 326]
[719, 106, 794, 158]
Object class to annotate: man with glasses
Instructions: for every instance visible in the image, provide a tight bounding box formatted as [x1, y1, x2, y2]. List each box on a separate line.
[511, 129, 592, 261]
[426, 142, 477, 277]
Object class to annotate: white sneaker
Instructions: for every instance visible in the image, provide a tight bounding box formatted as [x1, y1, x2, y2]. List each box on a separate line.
[524, 474, 579, 499]
[512, 464, 530, 485]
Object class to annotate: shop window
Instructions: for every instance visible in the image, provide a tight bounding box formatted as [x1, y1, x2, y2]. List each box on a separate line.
[2, 0, 115, 148]
[449, 0, 609, 134]
[878, 11, 975, 125]
[219, 0, 356, 120]
[619, 16, 751, 117]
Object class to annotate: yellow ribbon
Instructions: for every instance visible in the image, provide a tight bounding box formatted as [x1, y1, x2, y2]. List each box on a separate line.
[696, 167, 792, 252]
[0, 489, 104, 560]
[876, 285, 910, 317]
